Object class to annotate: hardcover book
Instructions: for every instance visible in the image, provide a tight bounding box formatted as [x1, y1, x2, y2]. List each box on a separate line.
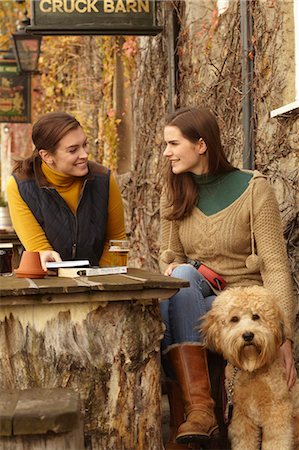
[57, 266, 127, 278]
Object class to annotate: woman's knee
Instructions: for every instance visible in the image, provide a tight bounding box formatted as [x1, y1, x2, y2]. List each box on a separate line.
[172, 264, 214, 299]
[172, 264, 206, 283]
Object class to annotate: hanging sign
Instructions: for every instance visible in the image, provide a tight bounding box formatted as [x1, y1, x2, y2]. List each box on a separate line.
[28, 0, 163, 35]
[0, 61, 31, 123]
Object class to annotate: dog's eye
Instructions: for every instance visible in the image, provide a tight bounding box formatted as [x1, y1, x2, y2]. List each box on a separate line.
[252, 314, 260, 321]
[230, 316, 239, 323]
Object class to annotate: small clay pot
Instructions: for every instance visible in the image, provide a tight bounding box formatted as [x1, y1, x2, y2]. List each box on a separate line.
[15, 251, 46, 279]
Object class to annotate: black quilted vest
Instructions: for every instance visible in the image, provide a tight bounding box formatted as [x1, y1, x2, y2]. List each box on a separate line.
[14, 160, 110, 266]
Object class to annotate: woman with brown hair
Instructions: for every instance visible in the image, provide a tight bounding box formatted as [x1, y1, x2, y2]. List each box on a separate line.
[6, 111, 126, 269]
[159, 107, 296, 448]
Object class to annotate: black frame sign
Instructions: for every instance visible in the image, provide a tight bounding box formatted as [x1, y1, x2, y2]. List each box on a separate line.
[28, 0, 163, 35]
[0, 61, 31, 123]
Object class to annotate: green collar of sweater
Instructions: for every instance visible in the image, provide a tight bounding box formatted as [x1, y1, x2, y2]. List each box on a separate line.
[191, 169, 253, 216]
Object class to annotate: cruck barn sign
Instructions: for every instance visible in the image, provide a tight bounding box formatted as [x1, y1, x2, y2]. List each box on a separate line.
[28, 0, 163, 35]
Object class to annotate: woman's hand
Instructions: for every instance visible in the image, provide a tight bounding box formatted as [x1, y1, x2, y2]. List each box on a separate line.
[164, 262, 191, 276]
[39, 250, 62, 271]
[280, 339, 297, 390]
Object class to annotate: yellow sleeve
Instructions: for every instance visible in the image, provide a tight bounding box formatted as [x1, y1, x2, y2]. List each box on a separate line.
[6, 176, 53, 251]
[99, 173, 126, 266]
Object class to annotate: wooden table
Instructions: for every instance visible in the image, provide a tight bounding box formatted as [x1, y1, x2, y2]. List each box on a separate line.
[0, 232, 22, 269]
[0, 268, 189, 450]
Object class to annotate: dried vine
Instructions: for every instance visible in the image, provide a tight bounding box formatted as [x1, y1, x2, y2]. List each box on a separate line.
[35, 36, 102, 159]
[251, 0, 298, 298]
[174, 1, 298, 281]
[97, 36, 138, 170]
[177, 0, 243, 166]
[120, 1, 298, 357]
[119, 31, 169, 270]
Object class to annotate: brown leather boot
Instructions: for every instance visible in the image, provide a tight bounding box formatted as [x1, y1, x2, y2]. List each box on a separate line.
[168, 344, 219, 445]
[165, 379, 190, 450]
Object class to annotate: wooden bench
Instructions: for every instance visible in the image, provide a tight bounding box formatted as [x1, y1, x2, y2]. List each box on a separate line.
[0, 388, 84, 450]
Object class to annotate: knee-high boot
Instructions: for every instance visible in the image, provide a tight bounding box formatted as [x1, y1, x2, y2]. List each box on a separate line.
[167, 344, 219, 445]
[165, 379, 190, 449]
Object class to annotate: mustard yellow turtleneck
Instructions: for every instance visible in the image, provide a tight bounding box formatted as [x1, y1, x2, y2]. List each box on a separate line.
[6, 162, 126, 267]
[41, 161, 83, 214]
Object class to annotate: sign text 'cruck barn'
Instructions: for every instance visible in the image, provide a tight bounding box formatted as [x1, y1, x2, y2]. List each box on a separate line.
[28, 0, 163, 35]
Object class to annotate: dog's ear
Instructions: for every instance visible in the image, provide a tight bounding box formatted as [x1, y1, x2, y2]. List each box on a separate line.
[200, 310, 222, 353]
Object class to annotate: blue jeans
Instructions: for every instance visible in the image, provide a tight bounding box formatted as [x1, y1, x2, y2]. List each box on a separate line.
[160, 264, 216, 379]
[160, 265, 216, 377]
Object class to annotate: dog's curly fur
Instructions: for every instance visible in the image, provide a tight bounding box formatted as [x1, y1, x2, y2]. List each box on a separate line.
[201, 285, 299, 450]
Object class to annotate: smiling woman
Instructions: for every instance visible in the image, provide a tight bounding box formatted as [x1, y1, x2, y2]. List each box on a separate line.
[39, 127, 89, 177]
[163, 126, 208, 175]
[6, 111, 126, 270]
[159, 106, 297, 449]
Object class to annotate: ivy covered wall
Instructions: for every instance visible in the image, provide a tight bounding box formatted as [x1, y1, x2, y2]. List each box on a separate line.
[123, 0, 299, 359]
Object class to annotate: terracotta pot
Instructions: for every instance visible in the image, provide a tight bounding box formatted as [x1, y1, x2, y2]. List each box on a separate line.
[15, 251, 46, 279]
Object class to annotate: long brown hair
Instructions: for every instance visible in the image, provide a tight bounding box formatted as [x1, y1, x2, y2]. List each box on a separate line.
[164, 107, 235, 220]
[13, 112, 81, 176]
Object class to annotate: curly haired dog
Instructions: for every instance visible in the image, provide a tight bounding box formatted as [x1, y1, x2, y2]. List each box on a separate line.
[201, 285, 299, 450]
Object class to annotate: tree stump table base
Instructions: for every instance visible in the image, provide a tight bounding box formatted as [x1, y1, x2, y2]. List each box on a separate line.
[0, 268, 189, 450]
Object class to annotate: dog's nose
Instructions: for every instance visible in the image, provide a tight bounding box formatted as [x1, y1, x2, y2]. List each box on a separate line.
[242, 331, 254, 342]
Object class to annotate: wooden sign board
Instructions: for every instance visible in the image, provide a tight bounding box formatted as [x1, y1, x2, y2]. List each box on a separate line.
[0, 61, 31, 123]
[28, 0, 163, 35]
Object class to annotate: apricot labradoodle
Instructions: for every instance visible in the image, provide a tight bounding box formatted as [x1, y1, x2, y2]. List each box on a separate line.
[201, 285, 299, 450]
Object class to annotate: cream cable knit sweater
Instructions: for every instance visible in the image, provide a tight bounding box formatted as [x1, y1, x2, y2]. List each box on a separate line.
[159, 171, 295, 336]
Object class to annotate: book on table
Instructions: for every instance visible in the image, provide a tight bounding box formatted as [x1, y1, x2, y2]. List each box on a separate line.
[46, 260, 127, 277]
[46, 260, 90, 269]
